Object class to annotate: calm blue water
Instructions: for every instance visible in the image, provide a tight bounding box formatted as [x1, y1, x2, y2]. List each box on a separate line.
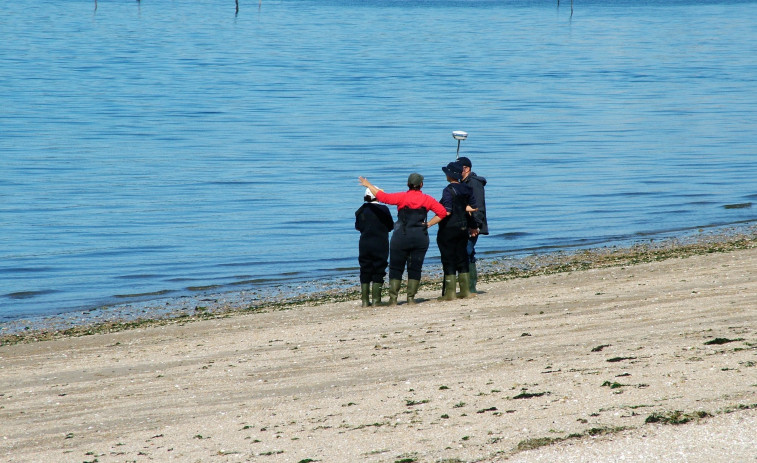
[1, 0, 756, 323]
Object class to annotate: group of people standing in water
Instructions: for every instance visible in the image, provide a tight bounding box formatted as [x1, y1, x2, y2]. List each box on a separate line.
[356, 157, 488, 306]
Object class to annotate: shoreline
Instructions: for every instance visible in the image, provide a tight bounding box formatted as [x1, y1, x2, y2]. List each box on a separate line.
[1, 235, 755, 461]
[2, 224, 756, 345]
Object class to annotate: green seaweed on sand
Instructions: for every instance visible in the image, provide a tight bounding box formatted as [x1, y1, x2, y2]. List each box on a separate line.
[512, 407, 751, 456]
[517, 436, 558, 451]
[486, 230, 757, 284]
[645, 410, 712, 425]
[516, 426, 628, 452]
[601, 381, 624, 389]
[704, 337, 743, 345]
[405, 399, 430, 407]
[477, 407, 498, 413]
[513, 391, 549, 399]
[592, 344, 611, 352]
[607, 356, 636, 362]
[3, 230, 756, 346]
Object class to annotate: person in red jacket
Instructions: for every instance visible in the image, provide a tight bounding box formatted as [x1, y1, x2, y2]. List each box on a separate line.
[359, 173, 447, 305]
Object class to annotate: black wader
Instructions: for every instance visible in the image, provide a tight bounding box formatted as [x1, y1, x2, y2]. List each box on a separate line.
[437, 185, 474, 300]
[389, 207, 429, 281]
[356, 203, 394, 306]
[437, 185, 470, 276]
[356, 203, 392, 284]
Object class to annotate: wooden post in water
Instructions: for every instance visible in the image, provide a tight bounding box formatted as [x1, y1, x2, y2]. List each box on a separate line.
[558, 0, 574, 17]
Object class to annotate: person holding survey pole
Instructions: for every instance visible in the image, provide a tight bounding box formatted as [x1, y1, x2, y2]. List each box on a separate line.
[359, 173, 447, 305]
[458, 156, 488, 293]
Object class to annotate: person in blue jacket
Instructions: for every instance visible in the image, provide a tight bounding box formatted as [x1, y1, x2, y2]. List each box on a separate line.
[436, 161, 478, 300]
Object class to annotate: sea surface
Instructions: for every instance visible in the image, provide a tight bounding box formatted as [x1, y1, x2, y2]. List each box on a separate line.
[1, 0, 756, 325]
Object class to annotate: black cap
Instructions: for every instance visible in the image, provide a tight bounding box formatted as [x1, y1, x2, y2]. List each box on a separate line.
[442, 161, 464, 181]
[458, 156, 472, 168]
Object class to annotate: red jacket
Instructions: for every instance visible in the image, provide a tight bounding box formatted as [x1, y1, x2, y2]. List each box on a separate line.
[376, 189, 448, 219]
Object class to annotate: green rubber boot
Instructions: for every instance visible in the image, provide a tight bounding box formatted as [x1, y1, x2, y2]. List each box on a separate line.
[387, 279, 401, 306]
[457, 273, 474, 299]
[469, 261, 478, 293]
[371, 282, 383, 306]
[361, 283, 371, 307]
[438, 274, 457, 301]
[406, 279, 420, 305]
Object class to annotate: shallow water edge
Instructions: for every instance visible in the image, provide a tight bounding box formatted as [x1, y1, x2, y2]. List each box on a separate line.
[2, 223, 755, 345]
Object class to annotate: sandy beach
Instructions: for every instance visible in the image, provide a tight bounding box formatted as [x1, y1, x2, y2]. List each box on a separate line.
[1, 246, 756, 462]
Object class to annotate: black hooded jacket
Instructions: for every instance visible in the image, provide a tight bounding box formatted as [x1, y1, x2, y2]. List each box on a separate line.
[463, 172, 488, 235]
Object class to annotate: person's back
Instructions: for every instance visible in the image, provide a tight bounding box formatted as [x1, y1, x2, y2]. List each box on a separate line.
[355, 202, 394, 241]
[355, 189, 394, 307]
[439, 182, 475, 232]
[437, 162, 478, 300]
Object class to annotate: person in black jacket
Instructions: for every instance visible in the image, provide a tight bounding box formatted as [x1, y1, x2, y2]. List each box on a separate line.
[459, 157, 488, 293]
[436, 161, 478, 300]
[355, 188, 394, 306]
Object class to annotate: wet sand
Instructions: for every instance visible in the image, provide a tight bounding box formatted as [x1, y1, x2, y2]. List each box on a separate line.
[1, 246, 756, 462]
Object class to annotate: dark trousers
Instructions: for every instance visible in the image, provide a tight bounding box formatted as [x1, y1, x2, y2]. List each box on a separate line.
[358, 237, 389, 284]
[437, 225, 470, 275]
[388, 229, 429, 281]
[467, 235, 479, 263]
